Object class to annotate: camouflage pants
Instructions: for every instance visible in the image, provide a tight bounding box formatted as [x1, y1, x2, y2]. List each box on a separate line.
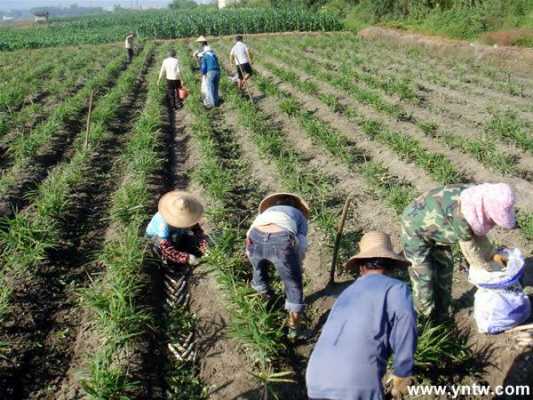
[408, 246, 454, 320]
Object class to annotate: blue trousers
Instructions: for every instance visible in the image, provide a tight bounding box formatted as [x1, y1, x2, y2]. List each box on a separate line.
[246, 228, 304, 313]
[205, 70, 220, 107]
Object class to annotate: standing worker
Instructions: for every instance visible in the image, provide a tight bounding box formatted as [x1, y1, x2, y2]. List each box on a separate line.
[306, 231, 416, 400]
[158, 49, 183, 110]
[401, 183, 517, 321]
[200, 45, 221, 109]
[246, 193, 310, 340]
[146, 191, 208, 267]
[125, 32, 136, 63]
[194, 36, 210, 105]
[230, 35, 253, 91]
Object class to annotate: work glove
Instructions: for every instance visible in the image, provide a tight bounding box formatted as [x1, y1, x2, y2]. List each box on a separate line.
[188, 254, 201, 267]
[391, 375, 413, 399]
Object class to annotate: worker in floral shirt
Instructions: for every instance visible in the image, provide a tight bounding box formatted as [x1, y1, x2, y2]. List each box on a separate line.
[401, 183, 517, 321]
[146, 191, 208, 266]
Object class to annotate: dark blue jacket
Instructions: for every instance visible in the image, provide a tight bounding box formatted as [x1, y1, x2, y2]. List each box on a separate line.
[306, 274, 417, 400]
[200, 51, 220, 75]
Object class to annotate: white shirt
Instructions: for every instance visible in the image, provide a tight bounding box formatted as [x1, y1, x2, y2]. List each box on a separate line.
[247, 206, 309, 257]
[251, 210, 297, 235]
[159, 57, 181, 81]
[230, 42, 250, 65]
[125, 36, 134, 49]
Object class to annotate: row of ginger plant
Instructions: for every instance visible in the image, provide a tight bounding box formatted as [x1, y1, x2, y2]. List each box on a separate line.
[0, 51, 128, 199]
[78, 45, 205, 399]
[217, 41, 480, 388]
[257, 37, 525, 178]
[177, 43, 301, 398]
[0, 46, 152, 321]
[0, 45, 122, 140]
[245, 38, 533, 240]
[273, 35, 533, 172]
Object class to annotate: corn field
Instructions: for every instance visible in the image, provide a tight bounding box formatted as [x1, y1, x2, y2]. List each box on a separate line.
[0, 9, 342, 51]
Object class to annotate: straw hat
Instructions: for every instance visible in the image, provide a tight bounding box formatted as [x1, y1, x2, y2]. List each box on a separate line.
[345, 231, 410, 270]
[158, 191, 204, 228]
[196, 35, 208, 43]
[259, 193, 310, 219]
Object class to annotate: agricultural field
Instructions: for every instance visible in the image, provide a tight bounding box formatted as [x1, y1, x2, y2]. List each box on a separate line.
[0, 9, 342, 51]
[0, 26, 532, 400]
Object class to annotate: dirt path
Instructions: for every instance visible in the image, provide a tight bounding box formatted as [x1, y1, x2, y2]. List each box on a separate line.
[0, 52, 154, 400]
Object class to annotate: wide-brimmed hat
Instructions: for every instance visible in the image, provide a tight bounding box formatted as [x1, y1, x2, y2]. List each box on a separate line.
[345, 231, 410, 270]
[196, 35, 208, 43]
[158, 191, 204, 228]
[259, 193, 310, 219]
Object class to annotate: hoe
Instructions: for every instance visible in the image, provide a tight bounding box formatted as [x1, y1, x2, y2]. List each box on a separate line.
[329, 195, 353, 285]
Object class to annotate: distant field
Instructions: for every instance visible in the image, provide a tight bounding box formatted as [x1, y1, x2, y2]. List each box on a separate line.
[0, 8, 342, 51]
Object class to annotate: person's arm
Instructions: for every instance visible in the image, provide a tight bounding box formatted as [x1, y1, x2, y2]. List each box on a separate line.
[192, 224, 209, 255]
[200, 57, 207, 75]
[159, 239, 191, 264]
[459, 235, 501, 270]
[158, 61, 165, 85]
[247, 48, 253, 64]
[389, 284, 417, 378]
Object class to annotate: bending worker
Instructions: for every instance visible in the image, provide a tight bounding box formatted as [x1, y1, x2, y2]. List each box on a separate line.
[158, 49, 183, 110]
[230, 35, 253, 90]
[146, 191, 208, 267]
[401, 183, 517, 321]
[246, 193, 310, 340]
[306, 231, 416, 400]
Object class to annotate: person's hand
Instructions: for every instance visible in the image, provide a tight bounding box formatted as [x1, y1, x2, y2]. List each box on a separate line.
[188, 254, 201, 267]
[493, 253, 508, 267]
[391, 375, 413, 399]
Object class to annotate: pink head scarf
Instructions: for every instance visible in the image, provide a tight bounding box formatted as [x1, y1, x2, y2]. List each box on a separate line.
[460, 183, 516, 237]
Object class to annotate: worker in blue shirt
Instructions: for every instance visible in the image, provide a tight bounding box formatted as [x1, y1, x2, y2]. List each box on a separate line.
[306, 231, 417, 400]
[199, 45, 221, 108]
[146, 191, 208, 266]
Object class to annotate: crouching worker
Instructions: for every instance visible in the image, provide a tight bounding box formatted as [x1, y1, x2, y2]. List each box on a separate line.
[306, 232, 417, 400]
[401, 183, 517, 321]
[246, 193, 310, 341]
[146, 191, 208, 267]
